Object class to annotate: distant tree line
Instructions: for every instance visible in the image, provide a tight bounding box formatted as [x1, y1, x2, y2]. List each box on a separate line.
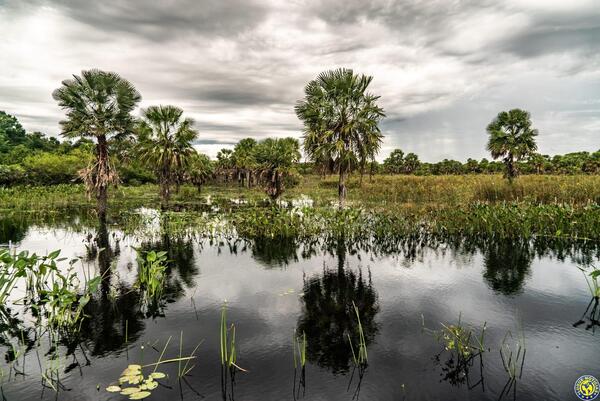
[375, 148, 600, 176]
[1, 68, 599, 212]
[1, 107, 598, 192]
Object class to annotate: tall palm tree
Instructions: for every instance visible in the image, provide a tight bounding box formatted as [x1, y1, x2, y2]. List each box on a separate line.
[486, 109, 538, 182]
[53, 69, 141, 221]
[137, 105, 198, 205]
[295, 68, 385, 207]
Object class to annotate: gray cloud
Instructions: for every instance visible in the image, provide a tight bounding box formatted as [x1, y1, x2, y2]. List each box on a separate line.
[1, 0, 599, 160]
[5, 0, 268, 39]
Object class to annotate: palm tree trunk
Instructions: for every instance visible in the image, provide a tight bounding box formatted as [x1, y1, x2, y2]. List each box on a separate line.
[507, 154, 516, 182]
[338, 165, 347, 208]
[359, 165, 364, 187]
[160, 164, 171, 206]
[96, 135, 109, 222]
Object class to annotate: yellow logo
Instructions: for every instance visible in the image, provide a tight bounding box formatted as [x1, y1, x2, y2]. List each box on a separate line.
[575, 375, 600, 401]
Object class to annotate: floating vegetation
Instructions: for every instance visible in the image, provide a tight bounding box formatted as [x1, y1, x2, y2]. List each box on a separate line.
[106, 334, 200, 400]
[348, 301, 368, 367]
[106, 363, 163, 400]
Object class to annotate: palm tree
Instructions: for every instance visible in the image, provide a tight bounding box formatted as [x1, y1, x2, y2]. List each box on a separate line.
[53, 70, 141, 220]
[186, 152, 214, 192]
[295, 68, 385, 207]
[254, 137, 301, 200]
[137, 105, 198, 205]
[232, 138, 257, 187]
[486, 109, 538, 182]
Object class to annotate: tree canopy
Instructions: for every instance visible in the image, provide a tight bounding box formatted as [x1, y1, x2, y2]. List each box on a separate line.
[487, 109, 538, 181]
[296, 68, 385, 206]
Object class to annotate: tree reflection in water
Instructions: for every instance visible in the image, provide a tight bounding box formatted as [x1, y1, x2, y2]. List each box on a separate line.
[297, 240, 379, 374]
[482, 238, 533, 296]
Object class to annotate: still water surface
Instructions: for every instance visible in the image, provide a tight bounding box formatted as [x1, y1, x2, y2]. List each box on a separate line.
[0, 212, 598, 401]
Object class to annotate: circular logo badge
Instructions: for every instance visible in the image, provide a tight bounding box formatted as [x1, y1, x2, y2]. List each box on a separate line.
[575, 375, 600, 401]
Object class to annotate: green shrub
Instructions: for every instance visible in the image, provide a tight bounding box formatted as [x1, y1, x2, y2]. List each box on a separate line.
[21, 149, 90, 185]
[0, 164, 25, 186]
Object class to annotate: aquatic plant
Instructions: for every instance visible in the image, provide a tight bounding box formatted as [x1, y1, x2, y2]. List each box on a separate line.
[0, 249, 100, 333]
[498, 329, 526, 399]
[135, 249, 168, 300]
[348, 301, 368, 367]
[106, 363, 165, 400]
[0, 250, 24, 304]
[578, 265, 600, 298]
[220, 302, 245, 372]
[422, 313, 487, 389]
[293, 329, 306, 369]
[422, 313, 486, 359]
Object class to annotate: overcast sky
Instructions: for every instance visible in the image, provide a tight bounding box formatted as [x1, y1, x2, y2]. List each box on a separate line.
[1, 0, 599, 161]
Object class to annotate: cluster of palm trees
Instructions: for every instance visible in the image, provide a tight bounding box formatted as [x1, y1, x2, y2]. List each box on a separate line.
[214, 137, 301, 199]
[53, 70, 202, 217]
[52, 69, 303, 220]
[53, 68, 540, 218]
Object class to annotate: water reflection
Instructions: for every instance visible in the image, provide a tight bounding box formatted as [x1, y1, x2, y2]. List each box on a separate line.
[482, 238, 533, 296]
[573, 297, 600, 333]
[0, 216, 28, 245]
[297, 244, 379, 374]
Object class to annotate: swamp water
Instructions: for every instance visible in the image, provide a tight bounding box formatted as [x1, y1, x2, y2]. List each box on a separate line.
[0, 207, 599, 401]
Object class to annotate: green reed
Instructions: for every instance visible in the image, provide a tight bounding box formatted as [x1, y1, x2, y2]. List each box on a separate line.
[293, 329, 306, 369]
[348, 301, 368, 366]
[220, 303, 244, 371]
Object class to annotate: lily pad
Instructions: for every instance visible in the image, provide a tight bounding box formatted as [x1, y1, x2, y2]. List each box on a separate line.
[120, 387, 141, 395]
[129, 391, 152, 400]
[106, 385, 121, 392]
[149, 372, 166, 379]
[144, 380, 158, 390]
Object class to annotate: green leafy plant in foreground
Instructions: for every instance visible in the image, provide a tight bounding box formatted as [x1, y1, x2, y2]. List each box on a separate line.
[0, 249, 100, 332]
